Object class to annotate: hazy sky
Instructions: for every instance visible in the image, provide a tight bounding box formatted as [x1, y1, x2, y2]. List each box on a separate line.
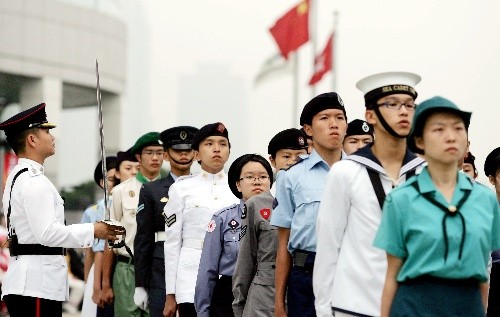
[60, 0, 500, 187]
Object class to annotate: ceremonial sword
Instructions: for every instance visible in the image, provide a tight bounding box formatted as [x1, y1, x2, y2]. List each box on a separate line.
[96, 60, 133, 257]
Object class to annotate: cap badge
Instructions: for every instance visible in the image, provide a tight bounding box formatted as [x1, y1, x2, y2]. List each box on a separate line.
[298, 136, 305, 146]
[216, 123, 225, 133]
[180, 131, 187, 140]
[362, 122, 370, 132]
[337, 95, 344, 107]
[160, 197, 169, 203]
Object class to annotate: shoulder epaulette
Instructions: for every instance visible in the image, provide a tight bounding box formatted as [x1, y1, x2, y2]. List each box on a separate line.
[215, 203, 239, 217]
[176, 174, 196, 182]
[284, 155, 307, 171]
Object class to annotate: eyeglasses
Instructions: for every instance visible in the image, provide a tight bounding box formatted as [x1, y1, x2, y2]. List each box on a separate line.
[142, 150, 164, 157]
[376, 101, 417, 111]
[238, 175, 270, 183]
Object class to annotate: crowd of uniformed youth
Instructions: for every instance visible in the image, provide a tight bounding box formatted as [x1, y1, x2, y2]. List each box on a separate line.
[1, 71, 500, 317]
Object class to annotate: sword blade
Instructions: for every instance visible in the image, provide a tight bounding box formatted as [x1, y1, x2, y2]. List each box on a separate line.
[96, 60, 110, 220]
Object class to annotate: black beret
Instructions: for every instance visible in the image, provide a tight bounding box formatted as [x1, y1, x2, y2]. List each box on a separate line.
[160, 126, 199, 150]
[228, 154, 273, 199]
[268, 128, 308, 157]
[116, 148, 138, 168]
[131, 132, 161, 155]
[93, 156, 118, 186]
[0, 103, 56, 138]
[191, 122, 229, 151]
[345, 119, 374, 138]
[484, 147, 500, 177]
[299, 92, 346, 126]
[463, 152, 476, 167]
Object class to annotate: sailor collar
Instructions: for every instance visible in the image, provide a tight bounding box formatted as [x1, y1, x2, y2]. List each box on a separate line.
[347, 144, 424, 177]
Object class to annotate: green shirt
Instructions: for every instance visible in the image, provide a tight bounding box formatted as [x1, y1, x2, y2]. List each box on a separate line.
[374, 167, 500, 282]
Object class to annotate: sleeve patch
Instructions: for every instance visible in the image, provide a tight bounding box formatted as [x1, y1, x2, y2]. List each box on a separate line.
[239, 225, 247, 241]
[163, 213, 176, 227]
[137, 204, 144, 213]
[207, 219, 216, 232]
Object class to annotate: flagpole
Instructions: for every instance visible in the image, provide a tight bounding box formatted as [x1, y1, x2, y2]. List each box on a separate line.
[332, 11, 339, 92]
[292, 52, 299, 127]
[310, 0, 317, 97]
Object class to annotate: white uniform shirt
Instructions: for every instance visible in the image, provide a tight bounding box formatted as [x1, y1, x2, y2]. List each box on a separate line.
[1, 158, 94, 301]
[163, 170, 238, 304]
[110, 176, 143, 257]
[313, 148, 424, 317]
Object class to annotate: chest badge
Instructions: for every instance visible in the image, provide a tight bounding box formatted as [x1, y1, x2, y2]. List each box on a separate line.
[260, 208, 271, 220]
[129, 190, 135, 197]
[228, 219, 239, 230]
[160, 197, 169, 203]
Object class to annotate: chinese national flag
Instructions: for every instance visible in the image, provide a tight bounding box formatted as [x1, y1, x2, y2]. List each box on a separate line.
[269, 0, 310, 59]
[309, 33, 333, 86]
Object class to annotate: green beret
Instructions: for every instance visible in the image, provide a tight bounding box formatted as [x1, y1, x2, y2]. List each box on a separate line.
[131, 132, 161, 155]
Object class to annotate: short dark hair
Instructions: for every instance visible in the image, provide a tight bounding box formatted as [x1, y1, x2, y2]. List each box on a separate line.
[6, 128, 37, 155]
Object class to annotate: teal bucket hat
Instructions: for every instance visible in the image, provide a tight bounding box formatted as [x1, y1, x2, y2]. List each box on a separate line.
[408, 96, 471, 154]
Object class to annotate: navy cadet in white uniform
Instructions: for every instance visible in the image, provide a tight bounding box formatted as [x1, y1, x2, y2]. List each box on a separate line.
[195, 154, 273, 317]
[0, 103, 124, 317]
[134, 126, 198, 316]
[232, 129, 308, 317]
[163, 123, 239, 317]
[314, 72, 425, 317]
[270, 93, 348, 317]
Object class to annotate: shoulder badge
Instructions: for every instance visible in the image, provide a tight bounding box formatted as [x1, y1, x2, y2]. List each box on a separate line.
[241, 205, 247, 219]
[272, 198, 279, 209]
[207, 219, 217, 232]
[129, 190, 135, 197]
[260, 208, 271, 220]
[163, 212, 176, 227]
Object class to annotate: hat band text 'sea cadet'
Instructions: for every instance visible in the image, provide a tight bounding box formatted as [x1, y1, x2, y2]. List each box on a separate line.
[364, 85, 418, 106]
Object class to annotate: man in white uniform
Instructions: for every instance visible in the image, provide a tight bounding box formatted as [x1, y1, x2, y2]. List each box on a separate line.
[314, 72, 425, 317]
[162, 122, 239, 317]
[0, 103, 123, 317]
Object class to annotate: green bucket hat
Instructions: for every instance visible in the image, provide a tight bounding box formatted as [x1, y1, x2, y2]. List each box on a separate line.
[408, 96, 471, 154]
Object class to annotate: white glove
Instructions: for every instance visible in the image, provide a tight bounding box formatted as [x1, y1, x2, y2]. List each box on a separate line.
[134, 287, 149, 310]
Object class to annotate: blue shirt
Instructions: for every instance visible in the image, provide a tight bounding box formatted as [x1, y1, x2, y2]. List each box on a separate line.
[80, 198, 106, 252]
[194, 201, 244, 317]
[270, 150, 331, 253]
[374, 167, 500, 282]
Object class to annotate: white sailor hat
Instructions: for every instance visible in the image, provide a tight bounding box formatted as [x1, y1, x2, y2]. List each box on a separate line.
[356, 71, 421, 108]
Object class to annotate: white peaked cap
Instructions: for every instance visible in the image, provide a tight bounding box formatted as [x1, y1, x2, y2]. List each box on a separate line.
[356, 71, 421, 95]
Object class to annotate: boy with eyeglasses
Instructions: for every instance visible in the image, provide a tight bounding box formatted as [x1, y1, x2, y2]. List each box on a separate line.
[102, 132, 164, 317]
[314, 72, 425, 317]
[162, 123, 238, 317]
[270, 93, 348, 317]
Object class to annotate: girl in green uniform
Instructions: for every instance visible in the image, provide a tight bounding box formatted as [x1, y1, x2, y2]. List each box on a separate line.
[374, 96, 500, 316]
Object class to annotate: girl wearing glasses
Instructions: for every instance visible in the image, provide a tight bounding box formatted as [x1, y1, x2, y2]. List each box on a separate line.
[195, 154, 273, 317]
[374, 97, 500, 316]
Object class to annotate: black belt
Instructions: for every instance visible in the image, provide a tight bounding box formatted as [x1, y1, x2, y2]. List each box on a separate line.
[12, 244, 65, 256]
[116, 254, 134, 265]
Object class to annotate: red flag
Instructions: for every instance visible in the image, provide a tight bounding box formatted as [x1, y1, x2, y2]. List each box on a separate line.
[309, 33, 333, 86]
[269, 0, 310, 59]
